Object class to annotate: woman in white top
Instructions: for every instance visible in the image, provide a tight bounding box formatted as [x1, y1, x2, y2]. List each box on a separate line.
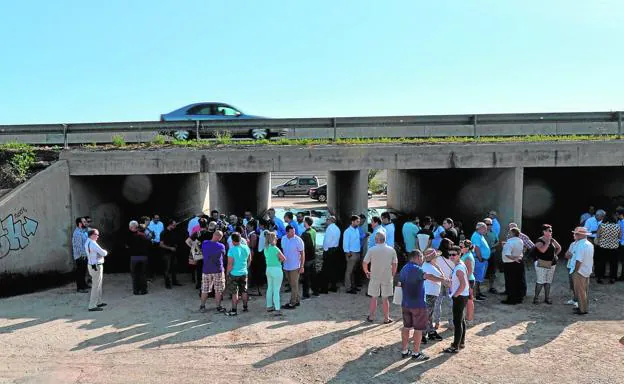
[443, 246, 469, 354]
[85, 228, 108, 312]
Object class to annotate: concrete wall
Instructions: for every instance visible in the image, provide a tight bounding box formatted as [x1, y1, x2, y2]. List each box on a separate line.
[0, 161, 72, 275]
[60, 140, 624, 175]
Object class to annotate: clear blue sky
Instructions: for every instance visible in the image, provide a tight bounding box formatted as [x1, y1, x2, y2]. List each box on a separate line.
[1, 0, 622, 123]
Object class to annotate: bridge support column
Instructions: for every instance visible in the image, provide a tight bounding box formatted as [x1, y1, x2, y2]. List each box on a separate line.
[327, 170, 368, 226]
[386, 169, 425, 214]
[207, 172, 271, 216]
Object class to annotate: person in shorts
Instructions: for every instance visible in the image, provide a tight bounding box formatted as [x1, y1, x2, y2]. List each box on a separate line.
[398, 250, 432, 361]
[225, 232, 251, 316]
[199, 230, 226, 313]
[363, 231, 398, 324]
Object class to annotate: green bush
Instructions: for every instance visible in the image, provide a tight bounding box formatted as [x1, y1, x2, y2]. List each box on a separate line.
[151, 134, 167, 145]
[369, 179, 385, 194]
[112, 135, 126, 147]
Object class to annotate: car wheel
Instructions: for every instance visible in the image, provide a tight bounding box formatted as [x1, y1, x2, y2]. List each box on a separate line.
[250, 128, 269, 140]
[318, 194, 327, 202]
[277, 190, 285, 198]
[173, 130, 190, 141]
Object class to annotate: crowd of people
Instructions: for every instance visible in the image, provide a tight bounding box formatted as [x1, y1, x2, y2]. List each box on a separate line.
[70, 204, 624, 359]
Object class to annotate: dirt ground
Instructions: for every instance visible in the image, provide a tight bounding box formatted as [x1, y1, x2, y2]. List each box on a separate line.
[1, 264, 623, 384]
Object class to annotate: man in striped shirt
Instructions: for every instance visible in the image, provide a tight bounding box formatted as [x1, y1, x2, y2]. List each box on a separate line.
[72, 217, 89, 293]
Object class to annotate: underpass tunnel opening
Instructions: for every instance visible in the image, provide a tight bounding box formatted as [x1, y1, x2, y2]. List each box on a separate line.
[70, 173, 204, 272]
[387, 168, 522, 237]
[522, 166, 624, 247]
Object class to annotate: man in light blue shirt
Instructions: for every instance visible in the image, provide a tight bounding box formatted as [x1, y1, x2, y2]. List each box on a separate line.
[147, 214, 165, 244]
[368, 216, 387, 250]
[584, 209, 605, 240]
[431, 219, 446, 250]
[471, 222, 490, 301]
[281, 225, 305, 309]
[343, 215, 362, 294]
[295, 212, 306, 236]
[187, 213, 201, 236]
[402, 216, 421, 255]
[284, 212, 301, 236]
[381, 212, 395, 248]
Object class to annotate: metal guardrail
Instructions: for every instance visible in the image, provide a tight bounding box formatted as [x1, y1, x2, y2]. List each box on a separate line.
[0, 111, 621, 148]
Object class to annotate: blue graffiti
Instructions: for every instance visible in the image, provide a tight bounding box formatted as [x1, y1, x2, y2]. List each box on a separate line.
[0, 214, 39, 259]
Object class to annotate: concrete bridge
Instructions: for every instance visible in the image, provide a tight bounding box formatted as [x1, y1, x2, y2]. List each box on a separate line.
[2, 139, 624, 285]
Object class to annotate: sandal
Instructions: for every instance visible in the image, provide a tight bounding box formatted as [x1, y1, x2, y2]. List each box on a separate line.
[442, 346, 459, 354]
[383, 318, 393, 324]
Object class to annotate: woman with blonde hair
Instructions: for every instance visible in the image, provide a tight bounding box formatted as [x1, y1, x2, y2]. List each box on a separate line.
[264, 231, 286, 315]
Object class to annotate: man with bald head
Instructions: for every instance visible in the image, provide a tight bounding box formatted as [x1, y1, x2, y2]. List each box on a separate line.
[363, 231, 398, 323]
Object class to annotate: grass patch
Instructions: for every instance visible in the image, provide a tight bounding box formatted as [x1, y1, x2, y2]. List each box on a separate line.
[112, 135, 126, 147]
[151, 134, 167, 145]
[0, 141, 34, 151]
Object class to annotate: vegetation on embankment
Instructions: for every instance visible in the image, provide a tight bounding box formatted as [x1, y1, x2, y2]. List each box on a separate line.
[0, 142, 59, 189]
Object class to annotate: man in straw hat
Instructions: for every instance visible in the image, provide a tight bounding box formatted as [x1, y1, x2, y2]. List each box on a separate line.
[569, 227, 594, 315]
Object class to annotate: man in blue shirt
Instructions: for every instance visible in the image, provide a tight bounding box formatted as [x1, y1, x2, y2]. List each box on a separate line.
[284, 212, 301, 235]
[471, 222, 490, 301]
[268, 208, 286, 238]
[399, 250, 431, 361]
[225, 232, 251, 316]
[381, 212, 395, 248]
[488, 210, 501, 238]
[343, 215, 362, 294]
[72, 217, 89, 293]
[402, 216, 421, 256]
[368, 216, 387, 250]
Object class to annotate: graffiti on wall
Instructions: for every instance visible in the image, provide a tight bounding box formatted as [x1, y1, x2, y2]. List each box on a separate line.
[0, 207, 39, 259]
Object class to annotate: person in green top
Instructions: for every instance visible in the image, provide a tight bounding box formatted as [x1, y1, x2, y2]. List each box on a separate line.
[301, 216, 319, 299]
[225, 232, 252, 316]
[264, 231, 286, 315]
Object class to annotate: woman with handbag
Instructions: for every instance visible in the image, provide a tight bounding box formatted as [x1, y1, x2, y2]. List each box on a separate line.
[533, 224, 562, 304]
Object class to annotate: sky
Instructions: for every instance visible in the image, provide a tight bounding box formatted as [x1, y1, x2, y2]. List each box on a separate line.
[0, 0, 623, 124]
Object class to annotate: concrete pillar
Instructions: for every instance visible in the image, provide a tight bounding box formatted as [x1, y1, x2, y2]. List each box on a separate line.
[498, 167, 524, 229]
[327, 170, 368, 226]
[386, 169, 424, 214]
[207, 172, 271, 216]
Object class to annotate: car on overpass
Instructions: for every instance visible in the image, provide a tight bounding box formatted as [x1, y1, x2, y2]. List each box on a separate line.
[309, 184, 373, 202]
[160, 102, 287, 141]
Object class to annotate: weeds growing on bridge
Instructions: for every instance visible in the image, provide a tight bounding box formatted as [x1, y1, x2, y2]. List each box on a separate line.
[0, 142, 36, 187]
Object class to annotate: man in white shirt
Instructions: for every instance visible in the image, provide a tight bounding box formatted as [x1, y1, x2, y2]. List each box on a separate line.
[320, 216, 341, 293]
[571, 227, 594, 315]
[147, 214, 165, 278]
[85, 228, 108, 312]
[281, 226, 305, 310]
[584, 209, 605, 241]
[381, 212, 395, 248]
[501, 228, 525, 305]
[343, 215, 362, 294]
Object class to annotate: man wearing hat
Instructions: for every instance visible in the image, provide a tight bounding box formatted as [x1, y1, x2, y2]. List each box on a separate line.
[483, 218, 500, 294]
[487, 211, 501, 238]
[569, 227, 594, 315]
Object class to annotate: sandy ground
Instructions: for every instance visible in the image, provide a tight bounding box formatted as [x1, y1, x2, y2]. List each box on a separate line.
[1, 263, 623, 384]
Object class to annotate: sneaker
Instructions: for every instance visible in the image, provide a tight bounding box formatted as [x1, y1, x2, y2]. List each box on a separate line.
[283, 303, 297, 310]
[565, 299, 576, 305]
[199, 305, 207, 313]
[226, 309, 238, 316]
[488, 288, 499, 294]
[242, 306, 249, 312]
[401, 349, 413, 359]
[216, 306, 227, 313]
[474, 295, 486, 302]
[411, 352, 430, 361]
[96, 303, 107, 308]
[88, 307, 103, 312]
[428, 331, 443, 341]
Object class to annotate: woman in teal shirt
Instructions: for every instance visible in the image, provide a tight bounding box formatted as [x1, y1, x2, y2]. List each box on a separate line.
[264, 231, 286, 315]
[460, 240, 476, 287]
